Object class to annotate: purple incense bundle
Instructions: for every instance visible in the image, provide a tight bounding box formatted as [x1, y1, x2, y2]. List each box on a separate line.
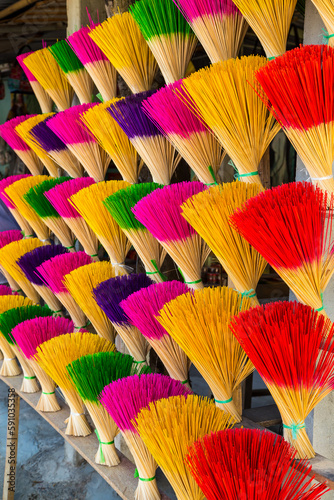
[133, 181, 210, 288]
[100, 373, 191, 499]
[47, 104, 110, 182]
[121, 280, 191, 385]
[17, 52, 53, 113]
[93, 274, 153, 363]
[0, 174, 33, 238]
[142, 80, 224, 184]
[12, 316, 74, 412]
[108, 92, 180, 184]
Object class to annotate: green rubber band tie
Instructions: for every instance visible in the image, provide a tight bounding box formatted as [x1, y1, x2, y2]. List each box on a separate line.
[53, 310, 62, 313]
[239, 289, 256, 310]
[134, 469, 156, 481]
[238, 171, 259, 178]
[95, 429, 114, 464]
[181, 379, 189, 385]
[133, 360, 146, 364]
[215, 397, 233, 404]
[15, 289, 22, 293]
[147, 260, 167, 281]
[90, 254, 98, 257]
[207, 165, 218, 186]
[42, 391, 55, 395]
[315, 292, 324, 312]
[268, 56, 277, 61]
[74, 321, 91, 330]
[24, 376, 36, 380]
[283, 423, 305, 441]
[322, 29, 334, 44]
[66, 245, 75, 250]
[178, 267, 201, 286]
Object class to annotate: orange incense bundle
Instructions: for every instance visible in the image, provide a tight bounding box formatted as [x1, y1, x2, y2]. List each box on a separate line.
[17, 52, 53, 113]
[0, 230, 24, 293]
[0, 175, 33, 238]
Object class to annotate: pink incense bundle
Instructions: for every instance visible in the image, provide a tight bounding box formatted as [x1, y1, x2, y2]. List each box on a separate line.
[36, 251, 92, 329]
[47, 104, 111, 182]
[12, 316, 74, 412]
[121, 280, 191, 386]
[143, 80, 225, 184]
[133, 181, 210, 289]
[0, 116, 43, 175]
[100, 373, 191, 500]
[0, 285, 18, 296]
[0, 175, 33, 238]
[0, 230, 23, 293]
[17, 52, 53, 113]
[45, 177, 99, 260]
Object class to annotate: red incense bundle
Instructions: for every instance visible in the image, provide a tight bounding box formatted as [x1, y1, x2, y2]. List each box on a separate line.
[17, 52, 53, 113]
[0, 175, 33, 238]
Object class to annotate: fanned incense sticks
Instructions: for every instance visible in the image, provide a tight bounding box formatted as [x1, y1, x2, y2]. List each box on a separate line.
[67, 352, 151, 466]
[181, 56, 280, 187]
[133, 181, 210, 289]
[142, 80, 225, 184]
[80, 102, 140, 184]
[49, 40, 94, 105]
[158, 287, 253, 420]
[0, 230, 23, 293]
[121, 281, 191, 386]
[130, 0, 197, 84]
[185, 429, 329, 499]
[104, 183, 167, 280]
[231, 0, 297, 58]
[64, 261, 124, 341]
[231, 302, 334, 459]
[135, 395, 235, 500]
[172, 0, 247, 63]
[181, 182, 266, 305]
[17, 244, 68, 314]
[89, 13, 157, 93]
[0, 175, 33, 237]
[311, 1, 334, 45]
[100, 374, 191, 500]
[17, 52, 53, 113]
[94, 274, 153, 364]
[35, 331, 115, 436]
[255, 45, 334, 195]
[45, 178, 99, 259]
[70, 181, 131, 270]
[12, 316, 74, 412]
[230, 182, 334, 315]
[4, 175, 51, 242]
[37, 251, 92, 329]
[47, 104, 110, 182]
[0, 116, 43, 175]
[24, 48, 74, 111]
[108, 92, 181, 185]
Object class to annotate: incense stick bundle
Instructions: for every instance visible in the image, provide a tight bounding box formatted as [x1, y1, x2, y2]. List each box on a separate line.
[231, 302, 334, 458]
[0, 230, 23, 293]
[47, 104, 110, 182]
[89, 13, 157, 94]
[185, 428, 329, 499]
[133, 182, 210, 289]
[104, 183, 167, 280]
[0, 238, 45, 302]
[158, 287, 253, 420]
[130, 0, 197, 84]
[30, 119, 83, 178]
[230, 182, 334, 315]
[181, 182, 266, 305]
[35, 331, 115, 436]
[121, 281, 190, 385]
[181, 56, 280, 186]
[255, 45, 334, 195]
[135, 395, 235, 500]
[45, 177, 99, 259]
[17, 52, 53, 113]
[17, 244, 68, 314]
[67, 351, 151, 466]
[172, 0, 247, 63]
[100, 373, 191, 500]
[94, 274, 153, 364]
[0, 295, 33, 376]
[108, 92, 181, 185]
[4, 175, 51, 241]
[64, 261, 124, 341]
[24, 177, 75, 250]
[80, 102, 140, 184]
[0, 304, 53, 392]
[12, 316, 74, 412]
[49, 40, 94, 105]
[24, 48, 74, 111]
[70, 181, 131, 271]
[0, 285, 18, 296]
[37, 251, 92, 329]
[310, 1, 334, 45]
[231, 0, 297, 58]
[0, 175, 33, 237]
[0, 116, 43, 175]
[142, 80, 225, 184]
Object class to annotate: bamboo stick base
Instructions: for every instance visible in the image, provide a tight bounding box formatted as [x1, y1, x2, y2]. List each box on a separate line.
[12, 346, 40, 393]
[94, 442, 120, 467]
[0, 357, 21, 377]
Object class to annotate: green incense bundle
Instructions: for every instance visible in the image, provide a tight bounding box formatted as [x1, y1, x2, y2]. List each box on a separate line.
[66, 351, 151, 466]
[49, 40, 94, 104]
[129, 0, 197, 84]
[104, 182, 167, 282]
[24, 177, 75, 249]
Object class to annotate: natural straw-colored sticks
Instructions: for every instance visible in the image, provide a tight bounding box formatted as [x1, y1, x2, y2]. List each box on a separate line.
[311, 1, 334, 45]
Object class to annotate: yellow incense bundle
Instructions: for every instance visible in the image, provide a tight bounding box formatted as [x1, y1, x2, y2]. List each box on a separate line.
[157, 287, 254, 421]
[135, 395, 235, 500]
[181, 182, 267, 305]
[35, 331, 115, 436]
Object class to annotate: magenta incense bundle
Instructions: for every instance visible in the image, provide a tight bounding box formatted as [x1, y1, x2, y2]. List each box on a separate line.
[0, 175, 33, 238]
[0, 285, 18, 296]
[17, 52, 53, 113]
